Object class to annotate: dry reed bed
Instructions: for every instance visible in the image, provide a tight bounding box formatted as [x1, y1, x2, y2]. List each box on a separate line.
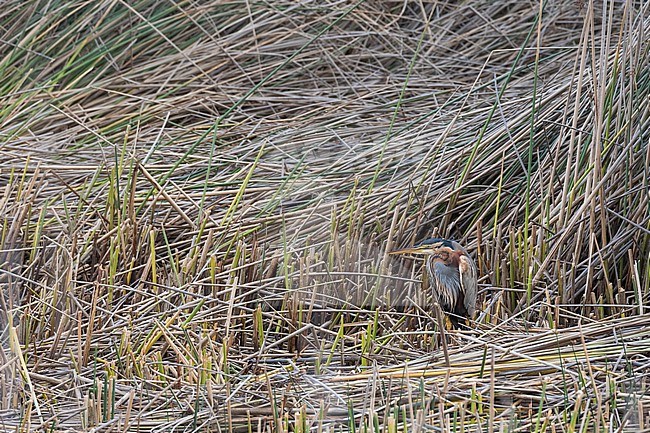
[2, 313, 648, 431]
[0, 0, 649, 431]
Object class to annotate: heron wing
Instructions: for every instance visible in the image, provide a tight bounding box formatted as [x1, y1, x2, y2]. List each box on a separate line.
[459, 255, 478, 317]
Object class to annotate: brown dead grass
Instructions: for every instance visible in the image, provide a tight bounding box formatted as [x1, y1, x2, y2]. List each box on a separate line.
[1, 0, 649, 431]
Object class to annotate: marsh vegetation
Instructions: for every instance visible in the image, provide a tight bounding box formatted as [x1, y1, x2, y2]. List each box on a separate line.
[1, 1, 649, 431]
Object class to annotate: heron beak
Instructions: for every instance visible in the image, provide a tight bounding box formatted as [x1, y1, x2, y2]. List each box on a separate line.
[388, 246, 426, 255]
